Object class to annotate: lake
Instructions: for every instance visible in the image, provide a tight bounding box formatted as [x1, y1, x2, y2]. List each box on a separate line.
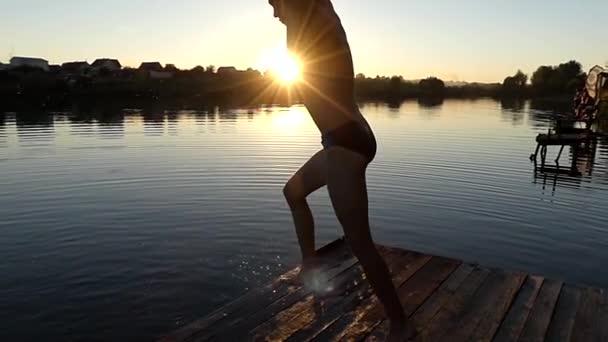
[1, 99, 608, 341]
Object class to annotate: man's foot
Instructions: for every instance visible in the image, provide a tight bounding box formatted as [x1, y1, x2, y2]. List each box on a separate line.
[387, 321, 418, 342]
[296, 257, 336, 295]
[299, 257, 320, 280]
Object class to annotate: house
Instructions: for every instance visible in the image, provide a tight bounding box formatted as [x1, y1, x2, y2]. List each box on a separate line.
[139, 62, 164, 72]
[139, 62, 174, 79]
[217, 66, 238, 75]
[91, 58, 122, 73]
[61, 61, 90, 75]
[10, 56, 50, 71]
[165, 64, 178, 72]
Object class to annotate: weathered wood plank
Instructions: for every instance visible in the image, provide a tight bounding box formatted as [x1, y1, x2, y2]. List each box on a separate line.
[570, 287, 608, 342]
[516, 280, 563, 342]
[412, 264, 475, 327]
[159, 240, 608, 342]
[595, 289, 608, 342]
[418, 267, 491, 342]
[330, 256, 461, 341]
[492, 276, 544, 342]
[438, 269, 525, 342]
[189, 256, 359, 342]
[287, 278, 374, 342]
[544, 284, 582, 342]
[221, 263, 365, 342]
[286, 249, 422, 342]
[364, 263, 475, 341]
[245, 248, 410, 342]
[308, 254, 435, 342]
[158, 239, 351, 342]
[195, 245, 396, 342]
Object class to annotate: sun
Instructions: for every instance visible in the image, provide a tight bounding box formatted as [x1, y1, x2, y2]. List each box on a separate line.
[257, 46, 302, 84]
[275, 54, 301, 83]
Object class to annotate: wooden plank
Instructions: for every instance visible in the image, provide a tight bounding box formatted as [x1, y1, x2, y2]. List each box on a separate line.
[329, 256, 461, 341]
[419, 267, 491, 342]
[492, 276, 544, 342]
[412, 264, 475, 327]
[286, 249, 424, 342]
[365, 263, 475, 341]
[309, 254, 435, 342]
[595, 289, 608, 342]
[287, 278, 375, 342]
[193, 244, 379, 342]
[571, 287, 608, 342]
[216, 263, 366, 342]
[544, 284, 582, 342]
[252, 248, 413, 342]
[249, 283, 367, 342]
[188, 257, 359, 342]
[536, 133, 594, 145]
[423, 269, 520, 342]
[516, 279, 563, 342]
[439, 269, 525, 342]
[158, 239, 351, 342]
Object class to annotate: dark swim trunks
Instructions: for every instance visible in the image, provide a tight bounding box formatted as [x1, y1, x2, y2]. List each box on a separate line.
[321, 121, 377, 163]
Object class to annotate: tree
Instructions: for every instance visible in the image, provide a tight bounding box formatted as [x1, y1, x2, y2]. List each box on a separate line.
[205, 65, 216, 74]
[387, 76, 403, 97]
[531, 65, 554, 95]
[419, 77, 445, 97]
[502, 70, 528, 95]
[531, 60, 584, 96]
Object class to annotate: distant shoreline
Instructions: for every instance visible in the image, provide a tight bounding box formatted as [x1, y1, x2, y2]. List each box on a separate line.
[1, 59, 585, 112]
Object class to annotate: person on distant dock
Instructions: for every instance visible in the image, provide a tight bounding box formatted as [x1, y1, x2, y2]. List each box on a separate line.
[268, 0, 417, 340]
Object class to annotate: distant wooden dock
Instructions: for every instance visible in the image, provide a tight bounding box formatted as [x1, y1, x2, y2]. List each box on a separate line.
[532, 130, 597, 174]
[160, 239, 608, 342]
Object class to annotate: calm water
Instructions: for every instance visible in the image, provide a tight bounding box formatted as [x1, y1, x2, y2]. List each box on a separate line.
[1, 99, 608, 341]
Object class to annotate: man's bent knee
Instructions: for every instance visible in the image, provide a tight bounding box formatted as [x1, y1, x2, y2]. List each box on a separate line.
[283, 181, 304, 205]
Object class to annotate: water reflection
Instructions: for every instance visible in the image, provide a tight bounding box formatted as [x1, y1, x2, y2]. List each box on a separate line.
[69, 104, 96, 124]
[418, 97, 444, 108]
[534, 172, 583, 198]
[0, 113, 6, 146]
[96, 109, 125, 139]
[386, 99, 403, 110]
[500, 98, 526, 126]
[15, 111, 55, 142]
[500, 98, 526, 113]
[167, 111, 179, 136]
[218, 111, 239, 122]
[15, 111, 54, 127]
[142, 108, 165, 136]
[526, 99, 573, 129]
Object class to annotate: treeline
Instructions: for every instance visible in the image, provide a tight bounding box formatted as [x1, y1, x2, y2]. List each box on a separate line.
[354, 74, 501, 101]
[0, 60, 589, 110]
[0, 66, 295, 109]
[355, 60, 588, 102]
[501, 60, 586, 98]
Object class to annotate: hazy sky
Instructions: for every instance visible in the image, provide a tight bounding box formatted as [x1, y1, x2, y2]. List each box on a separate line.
[1, 0, 606, 82]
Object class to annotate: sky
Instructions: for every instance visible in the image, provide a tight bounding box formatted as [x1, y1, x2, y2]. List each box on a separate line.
[1, 0, 606, 83]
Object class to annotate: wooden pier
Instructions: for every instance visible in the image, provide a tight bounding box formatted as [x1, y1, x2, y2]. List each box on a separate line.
[532, 130, 597, 174]
[160, 239, 608, 342]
